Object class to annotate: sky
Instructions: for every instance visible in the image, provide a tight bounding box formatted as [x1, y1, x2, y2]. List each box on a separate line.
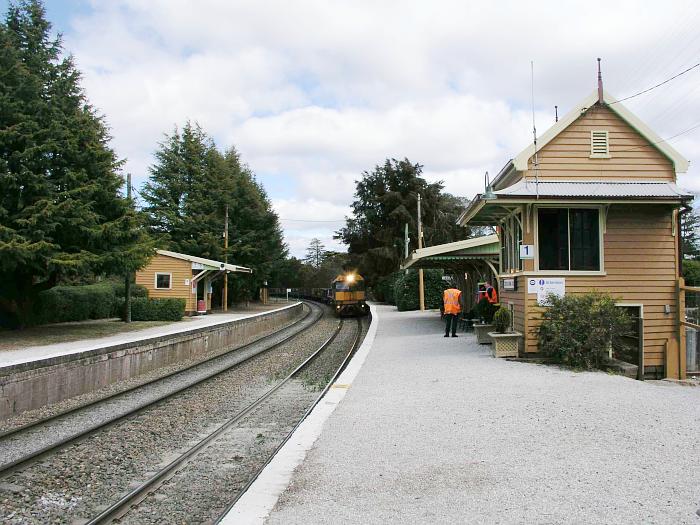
[4, 0, 700, 257]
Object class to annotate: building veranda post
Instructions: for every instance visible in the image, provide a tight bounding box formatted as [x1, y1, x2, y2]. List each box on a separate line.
[458, 89, 692, 379]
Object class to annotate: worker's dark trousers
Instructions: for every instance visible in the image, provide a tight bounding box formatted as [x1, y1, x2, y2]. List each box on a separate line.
[444, 314, 458, 336]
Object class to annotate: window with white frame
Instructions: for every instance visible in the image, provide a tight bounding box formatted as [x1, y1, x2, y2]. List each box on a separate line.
[155, 273, 172, 289]
[537, 208, 600, 271]
[500, 212, 522, 274]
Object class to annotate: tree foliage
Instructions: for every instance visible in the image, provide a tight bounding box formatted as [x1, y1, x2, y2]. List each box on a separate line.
[393, 269, 444, 311]
[141, 125, 287, 302]
[681, 206, 700, 260]
[304, 238, 326, 269]
[0, 1, 152, 327]
[336, 158, 467, 286]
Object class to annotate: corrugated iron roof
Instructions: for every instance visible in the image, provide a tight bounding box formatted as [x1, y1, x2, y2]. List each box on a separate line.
[494, 180, 694, 199]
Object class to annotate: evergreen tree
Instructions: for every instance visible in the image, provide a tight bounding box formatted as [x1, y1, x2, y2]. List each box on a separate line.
[304, 238, 326, 268]
[681, 206, 700, 260]
[336, 158, 467, 286]
[142, 130, 288, 304]
[0, 1, 152, 327]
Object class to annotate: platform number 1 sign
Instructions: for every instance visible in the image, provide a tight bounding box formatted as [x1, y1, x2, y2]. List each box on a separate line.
[519, 244, 534, 259]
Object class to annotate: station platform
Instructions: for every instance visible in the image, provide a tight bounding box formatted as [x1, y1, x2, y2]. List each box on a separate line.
[228, 304, 700, 524]
[0, 303, 293, 369]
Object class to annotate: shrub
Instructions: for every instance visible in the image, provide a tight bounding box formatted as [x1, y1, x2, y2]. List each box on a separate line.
[536, 292, 631, 370]
[393, 269, 444, 311]
[375, 272, 401, 304]
[475, 297, 498, 323]
[493, 307, 511, 333]
[130, 298, 185, 321]
[34, 283, 118, 324]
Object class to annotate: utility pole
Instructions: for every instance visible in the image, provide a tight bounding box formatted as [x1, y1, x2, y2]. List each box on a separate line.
[417, 194, 425, 311]
[223, 204, 229, 312]
[124, 173, 132, 323]
[404, 223, 410, 275]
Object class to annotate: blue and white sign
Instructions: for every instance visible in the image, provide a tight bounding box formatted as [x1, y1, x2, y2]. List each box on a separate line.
[528, 277, 565, 304]
[519, 244, 535, 259]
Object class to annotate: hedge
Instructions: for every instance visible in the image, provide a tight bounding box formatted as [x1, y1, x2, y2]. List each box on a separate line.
[393, 269, 444, 311]
[375, 272, 401, 304]
[33, 281, 148, 325]
[130, 298, 185, 321]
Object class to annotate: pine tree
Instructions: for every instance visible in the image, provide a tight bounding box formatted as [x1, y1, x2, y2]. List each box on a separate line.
[142, 130, 288, 304]
[304, 238, 326, 268]
[0, 1, 152, 327]
[681, 207, 700, 260]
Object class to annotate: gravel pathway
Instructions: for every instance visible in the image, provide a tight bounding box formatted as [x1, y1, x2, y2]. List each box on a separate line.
[0, 304, 352, 524]
[267, 305, 700, 525]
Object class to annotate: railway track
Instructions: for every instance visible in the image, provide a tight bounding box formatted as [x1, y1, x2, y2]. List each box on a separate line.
[0, 301, 322, 473]
[87, 317, 363, 524]
[0, 304, 366, 524]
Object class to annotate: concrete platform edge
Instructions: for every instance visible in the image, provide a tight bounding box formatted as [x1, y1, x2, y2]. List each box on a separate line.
[221, 303, 380, 525]
[0, 302, 302, 372]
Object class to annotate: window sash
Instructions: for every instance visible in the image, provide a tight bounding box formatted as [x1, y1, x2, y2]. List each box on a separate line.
[537, 208, 600, 271]
[156, 273, 171, 289]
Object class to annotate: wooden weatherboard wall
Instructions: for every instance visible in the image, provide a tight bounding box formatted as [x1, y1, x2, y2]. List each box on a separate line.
[136, 253, 195, 312]
[525, 104, 675, 181]
[521, 204, 679, 375]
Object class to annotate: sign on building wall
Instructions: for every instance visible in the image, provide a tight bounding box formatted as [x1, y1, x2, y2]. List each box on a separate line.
[502, 277, 517, 291]
[528, 277, 565, 304]
[520, 245, 535, 259]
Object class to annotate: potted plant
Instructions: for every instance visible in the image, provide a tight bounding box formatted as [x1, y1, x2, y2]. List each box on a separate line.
[473, 298, 497, 344]
[488, 306, 522, 357]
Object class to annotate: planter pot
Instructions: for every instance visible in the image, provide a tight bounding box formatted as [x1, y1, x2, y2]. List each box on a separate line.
[488, 331, 522, 358]
[474, 324, 494, 344]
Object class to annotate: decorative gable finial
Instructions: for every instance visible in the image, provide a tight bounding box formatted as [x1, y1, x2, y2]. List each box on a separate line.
[597, 58, 604, 104]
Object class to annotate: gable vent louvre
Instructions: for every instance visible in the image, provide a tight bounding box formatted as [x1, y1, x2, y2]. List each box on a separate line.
[590, 130, 610, 158]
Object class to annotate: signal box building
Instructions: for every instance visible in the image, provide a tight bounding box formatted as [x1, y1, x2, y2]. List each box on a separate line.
[136, 250, 252, 315]
[458, 89, 693, 379]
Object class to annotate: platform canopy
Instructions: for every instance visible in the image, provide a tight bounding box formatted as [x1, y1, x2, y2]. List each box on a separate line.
[402, 235, 499, 274]
[157, 249, 252, 273]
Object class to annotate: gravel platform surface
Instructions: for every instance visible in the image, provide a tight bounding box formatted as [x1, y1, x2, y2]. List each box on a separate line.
[0, 304, 346, 524]
[267, 305, 700, 525]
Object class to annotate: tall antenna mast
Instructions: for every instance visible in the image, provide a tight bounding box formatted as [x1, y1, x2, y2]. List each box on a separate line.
[531, 61, 539, 199]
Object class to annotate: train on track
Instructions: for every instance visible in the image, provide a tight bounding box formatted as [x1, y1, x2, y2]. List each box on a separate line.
[275, 272, 369, 317]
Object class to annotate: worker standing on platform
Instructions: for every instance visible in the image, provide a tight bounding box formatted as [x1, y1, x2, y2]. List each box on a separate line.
[442, 286, 462, 338]
[485, 281, 498, 304]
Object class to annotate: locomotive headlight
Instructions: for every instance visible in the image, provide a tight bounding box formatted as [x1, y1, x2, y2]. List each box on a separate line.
[346, 273, 355, 283]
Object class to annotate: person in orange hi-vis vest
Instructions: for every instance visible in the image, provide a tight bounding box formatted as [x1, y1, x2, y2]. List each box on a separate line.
[485, 281, 498, 304]
[442, 286, 462, 338]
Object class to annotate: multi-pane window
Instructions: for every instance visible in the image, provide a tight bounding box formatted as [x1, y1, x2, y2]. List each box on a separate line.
[500, 213, 522, 274]
[155, 273, 171, 289]
[537, 208, 600, 271]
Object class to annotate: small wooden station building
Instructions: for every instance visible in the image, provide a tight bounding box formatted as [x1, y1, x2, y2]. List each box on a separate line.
[136, 250, 252, 315]
[458, 88, 693, 378]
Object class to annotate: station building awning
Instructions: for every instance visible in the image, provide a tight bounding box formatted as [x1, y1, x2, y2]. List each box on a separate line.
[401, 234, 499, 273]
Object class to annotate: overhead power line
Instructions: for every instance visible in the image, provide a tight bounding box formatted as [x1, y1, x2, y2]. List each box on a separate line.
[280, 218, 346, 223]
[615, 120, 700, 153]
[610, 62, 700, 104]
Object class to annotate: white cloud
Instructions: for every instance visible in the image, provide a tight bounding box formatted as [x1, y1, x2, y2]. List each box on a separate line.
[52, 0, 700, 256]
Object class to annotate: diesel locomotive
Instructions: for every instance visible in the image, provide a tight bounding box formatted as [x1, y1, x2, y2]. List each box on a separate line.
[330, 272, 368, 316]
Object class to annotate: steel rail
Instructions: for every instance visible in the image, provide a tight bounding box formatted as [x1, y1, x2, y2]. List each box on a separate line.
[0, 302, 312, 442]
[0, 301, 323, 476]
[86, 319, 351, 525]
[213, 317, 365, 523]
